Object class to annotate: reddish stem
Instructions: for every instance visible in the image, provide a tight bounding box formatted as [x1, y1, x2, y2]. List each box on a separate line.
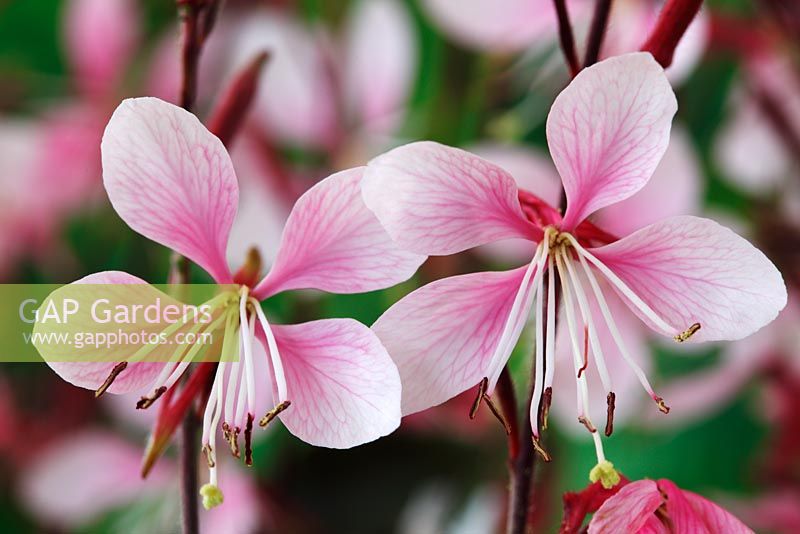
[640, 0, 703, 69]
[584, 0, 613, 68]
[552, 0, 581, 77]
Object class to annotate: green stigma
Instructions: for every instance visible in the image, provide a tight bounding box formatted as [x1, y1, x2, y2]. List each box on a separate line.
[200, 483, 224, 510]
[589, 460, 621, 489]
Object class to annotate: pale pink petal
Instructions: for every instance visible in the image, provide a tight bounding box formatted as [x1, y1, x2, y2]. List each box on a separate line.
[102, 97, 237, 283]
[343, 0, 416, 134]
[44, 271, 166, 394]
[591, 216, 786, 342]
[420, 0, 556, 52]
[372, 268, 528, 415]
[271, 319, 401, 448]
[19, 430, 172, 528]
[589, 480, 664, 534]
[472, 143, 562, 207]
[64, 0, 139, 96]
[470, 144, 562, 263]
[552, 285, 650, 433]
[679, 487, 754, 533]
[254, 167, 424, 298]
[596, 126, 702, 236]
[362, 141, 539, 256]
[230, 10, 338, 148]
[547, 53, 677, 229]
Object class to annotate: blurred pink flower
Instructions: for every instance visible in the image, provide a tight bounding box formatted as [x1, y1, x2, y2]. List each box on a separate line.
[39, 97, 424, 504]
[227, 1, 416, 151]
[588, 478, 753, 533]
[420, 0, 706, 83]
[715, 54, 800, 195]
[19, 430, 263, 533]
[362, 53, 785, 473]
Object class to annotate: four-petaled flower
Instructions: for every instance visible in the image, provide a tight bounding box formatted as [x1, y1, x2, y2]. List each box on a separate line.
[39, 97, 424, 506]
[361, 52, 786, 477]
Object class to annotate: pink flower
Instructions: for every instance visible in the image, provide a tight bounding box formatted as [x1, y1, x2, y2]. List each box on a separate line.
[227, 1, 416, 151]
[38, 97, 424, 504]
[588, 479, 753, 533]
[19, 430, 265, 533]
[420, 0, 706, 83]
[362, 53, 786, 475]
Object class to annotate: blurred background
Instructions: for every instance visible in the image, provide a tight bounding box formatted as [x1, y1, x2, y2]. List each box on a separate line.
[1, 0, 799, 532]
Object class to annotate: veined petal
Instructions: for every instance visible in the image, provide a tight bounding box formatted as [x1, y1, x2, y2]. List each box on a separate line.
[44, 271, 166, 395]
[362, 141, 540, 256]
[343, 0, 416, 134]
[680, 487, 755, 533]
[588, 480, 664, 534]
[547, 53, 677, 230]
[254, 167, 424, 298]
[596, 127, 702, 236]
[270, 319, 401, 448]
[102, 98, 237, 283]
[371, 267, 529, 415]
[590, 216, 786, 342]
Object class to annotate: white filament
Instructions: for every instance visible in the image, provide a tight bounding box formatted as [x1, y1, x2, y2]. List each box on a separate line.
[573, 251, 659, 399]
[252, 299, 288, 404]
[561, 253, 612, 394]
[562, 234, 678, 335]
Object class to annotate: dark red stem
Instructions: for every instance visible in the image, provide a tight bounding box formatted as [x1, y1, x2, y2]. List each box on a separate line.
[584, 0, 614, 68]
[552, 0, 581, 77]
[640, 0, 704, 69]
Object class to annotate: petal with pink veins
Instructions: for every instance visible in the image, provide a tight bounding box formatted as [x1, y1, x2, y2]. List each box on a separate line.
[371, 267, 529, 415]
[102, 97, 238, 283]
[43, 271, 167, 395]
[588, 480, 664, 534]
[64, 0, 139, 96]
[270, 319, 401, 448]
[362, 141, 540, 256]
[595, 126, 702, 236]
[680, 488, 753, 534]
[254, 167, 424, 298]
[547, 53, 677, 230]
[343, 0, 416, 134]
[590, 216, 786, 342]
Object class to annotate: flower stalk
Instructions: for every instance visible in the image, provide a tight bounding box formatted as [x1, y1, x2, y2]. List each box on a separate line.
[640, 0, 703, 69]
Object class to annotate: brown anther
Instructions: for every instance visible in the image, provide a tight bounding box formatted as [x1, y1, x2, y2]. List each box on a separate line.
[202, 444, 215, 468]
[136, 386, 167, 409]
[259, 400, 291, 427]
[95, 362, 128, 398]
[469, 377, 489, 419]
[244, 413, 254, 466]
[578, 415, 597, 433]
[654, 396, 670, 414]
[605, 392, 616, 437]
[532, 435, 552, 462]
[482, 393, 512, 435]
[223, 422, 240, 458]
[540, 387, 552, 430]
[577, 325, 589, 378]
[674, 322, 701, 343]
